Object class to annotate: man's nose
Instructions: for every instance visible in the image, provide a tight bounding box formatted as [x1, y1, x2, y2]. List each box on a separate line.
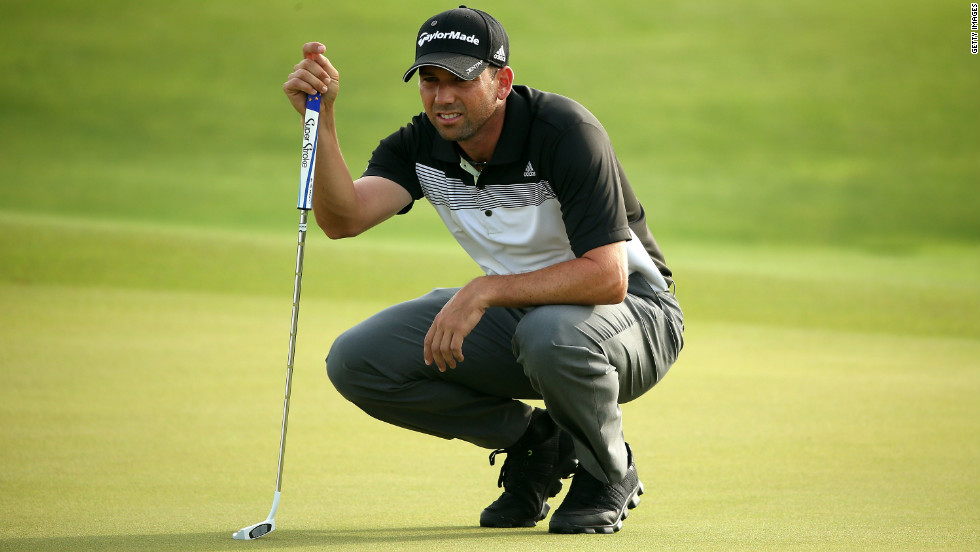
[434, 82, 455, 104]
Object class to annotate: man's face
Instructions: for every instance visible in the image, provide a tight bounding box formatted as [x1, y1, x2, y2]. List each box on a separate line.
[418, 66, 502, 144]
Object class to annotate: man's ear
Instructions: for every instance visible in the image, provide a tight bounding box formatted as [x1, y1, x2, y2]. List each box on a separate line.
[496, 66, 514, 100]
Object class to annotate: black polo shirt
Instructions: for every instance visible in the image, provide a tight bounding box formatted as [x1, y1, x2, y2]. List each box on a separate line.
[363, 85, 673, 288]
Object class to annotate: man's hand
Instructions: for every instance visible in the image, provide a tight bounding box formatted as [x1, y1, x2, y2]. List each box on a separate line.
[283, 42, 340, 115]
[424, 278, 490, 372]
[421, 242, 629, 372]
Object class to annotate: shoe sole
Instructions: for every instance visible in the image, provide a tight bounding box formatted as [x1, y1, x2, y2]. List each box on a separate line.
[480, 501, 549, 528]
[548, 480, 644, 534]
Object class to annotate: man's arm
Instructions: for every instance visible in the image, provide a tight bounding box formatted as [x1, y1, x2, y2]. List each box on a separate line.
[424, 240, 628, 371]
[283, 42, 412, 238]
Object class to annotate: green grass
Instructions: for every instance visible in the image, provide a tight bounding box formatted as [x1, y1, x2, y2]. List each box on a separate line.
[0, 0, 978, 550]
[0, 0, 977, 246]
[0, 214, 977, 551]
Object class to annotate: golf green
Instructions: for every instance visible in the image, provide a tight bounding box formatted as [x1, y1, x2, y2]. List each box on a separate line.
[0, 214, 976, 551]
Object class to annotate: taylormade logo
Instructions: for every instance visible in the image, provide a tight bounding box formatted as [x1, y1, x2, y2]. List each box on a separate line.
[418, 31, 480, 47]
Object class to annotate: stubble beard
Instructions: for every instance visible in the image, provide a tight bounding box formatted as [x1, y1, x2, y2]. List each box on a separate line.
[430, 93, 498, 144]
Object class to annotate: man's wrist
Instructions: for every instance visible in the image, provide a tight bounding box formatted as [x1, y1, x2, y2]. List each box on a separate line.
[468, 275, 496, 310]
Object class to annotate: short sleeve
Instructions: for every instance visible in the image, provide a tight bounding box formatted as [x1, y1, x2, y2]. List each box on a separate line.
[362, 119, 426, 211]
[548, 123, 632, 257]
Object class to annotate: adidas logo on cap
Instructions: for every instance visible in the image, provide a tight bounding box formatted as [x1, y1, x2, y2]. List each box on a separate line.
[493, 46, 506, 62]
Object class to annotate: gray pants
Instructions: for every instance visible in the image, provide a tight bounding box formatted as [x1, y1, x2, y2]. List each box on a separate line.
[325, 273, 684, 484]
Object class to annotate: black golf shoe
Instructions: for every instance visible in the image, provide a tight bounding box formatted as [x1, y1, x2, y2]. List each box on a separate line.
[548, 443, 643, 534]
[479, 414, 577, 528]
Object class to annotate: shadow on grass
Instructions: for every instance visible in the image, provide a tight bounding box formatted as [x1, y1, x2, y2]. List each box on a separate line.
[0, 526, 556, 551]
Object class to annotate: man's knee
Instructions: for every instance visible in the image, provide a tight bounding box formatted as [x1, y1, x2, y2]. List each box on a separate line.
[513, 305, 598, 379]
[325, 326, 369, 400]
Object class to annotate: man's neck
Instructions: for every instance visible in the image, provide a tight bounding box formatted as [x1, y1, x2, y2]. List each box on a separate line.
[456, 101, 507, 165]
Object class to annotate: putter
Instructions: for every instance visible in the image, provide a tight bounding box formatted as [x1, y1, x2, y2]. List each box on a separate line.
[233, 86, 320, 541]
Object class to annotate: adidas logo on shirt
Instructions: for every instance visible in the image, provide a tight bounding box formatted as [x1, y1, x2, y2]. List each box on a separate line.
[524, 162, 536, 178]
[493, 46, 507, 63]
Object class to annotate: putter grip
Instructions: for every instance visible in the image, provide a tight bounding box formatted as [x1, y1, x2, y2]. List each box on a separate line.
[297, 92, 320, 210]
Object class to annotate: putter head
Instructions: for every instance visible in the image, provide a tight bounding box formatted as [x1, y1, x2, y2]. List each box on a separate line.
[234, 492, 282, 540]
[232, 519, 275, 540]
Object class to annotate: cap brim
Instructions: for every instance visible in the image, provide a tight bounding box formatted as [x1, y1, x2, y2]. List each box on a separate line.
[402, 52, 487, 82]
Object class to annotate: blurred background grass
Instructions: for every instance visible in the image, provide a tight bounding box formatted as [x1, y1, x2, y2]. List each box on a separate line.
[0, 1, 977, 551]
[0, 0, 976, 248]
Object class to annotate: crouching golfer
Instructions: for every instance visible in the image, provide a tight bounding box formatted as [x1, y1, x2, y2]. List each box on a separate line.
[282, 6, 684, 534]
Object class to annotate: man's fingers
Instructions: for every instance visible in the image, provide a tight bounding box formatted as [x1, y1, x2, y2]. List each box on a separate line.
[424, 324, 449, 371]
[284, 74, 321, 97]
[300, 44, 339, 81]
[320, 55, 340, 79]
[450, 334, 465, 364]
[292, 43, 339, 96]
[439, 331, 456, 370]
[423, 325, 435, 366]
[424, 320, 461, 372]
[302, 41, 326, 59]
[431, 331, 449, 372]
[288, 60, 329, 91]
[283, 42, 339, 115]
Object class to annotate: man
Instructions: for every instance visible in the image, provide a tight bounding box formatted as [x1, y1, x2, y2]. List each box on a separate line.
[283, 6, 684, 534]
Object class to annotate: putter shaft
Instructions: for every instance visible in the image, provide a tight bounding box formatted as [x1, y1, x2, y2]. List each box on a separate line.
[276, 209, 309, 494]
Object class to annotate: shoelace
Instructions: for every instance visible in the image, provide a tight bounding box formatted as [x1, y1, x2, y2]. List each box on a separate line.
[489, 448, 533, 489]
